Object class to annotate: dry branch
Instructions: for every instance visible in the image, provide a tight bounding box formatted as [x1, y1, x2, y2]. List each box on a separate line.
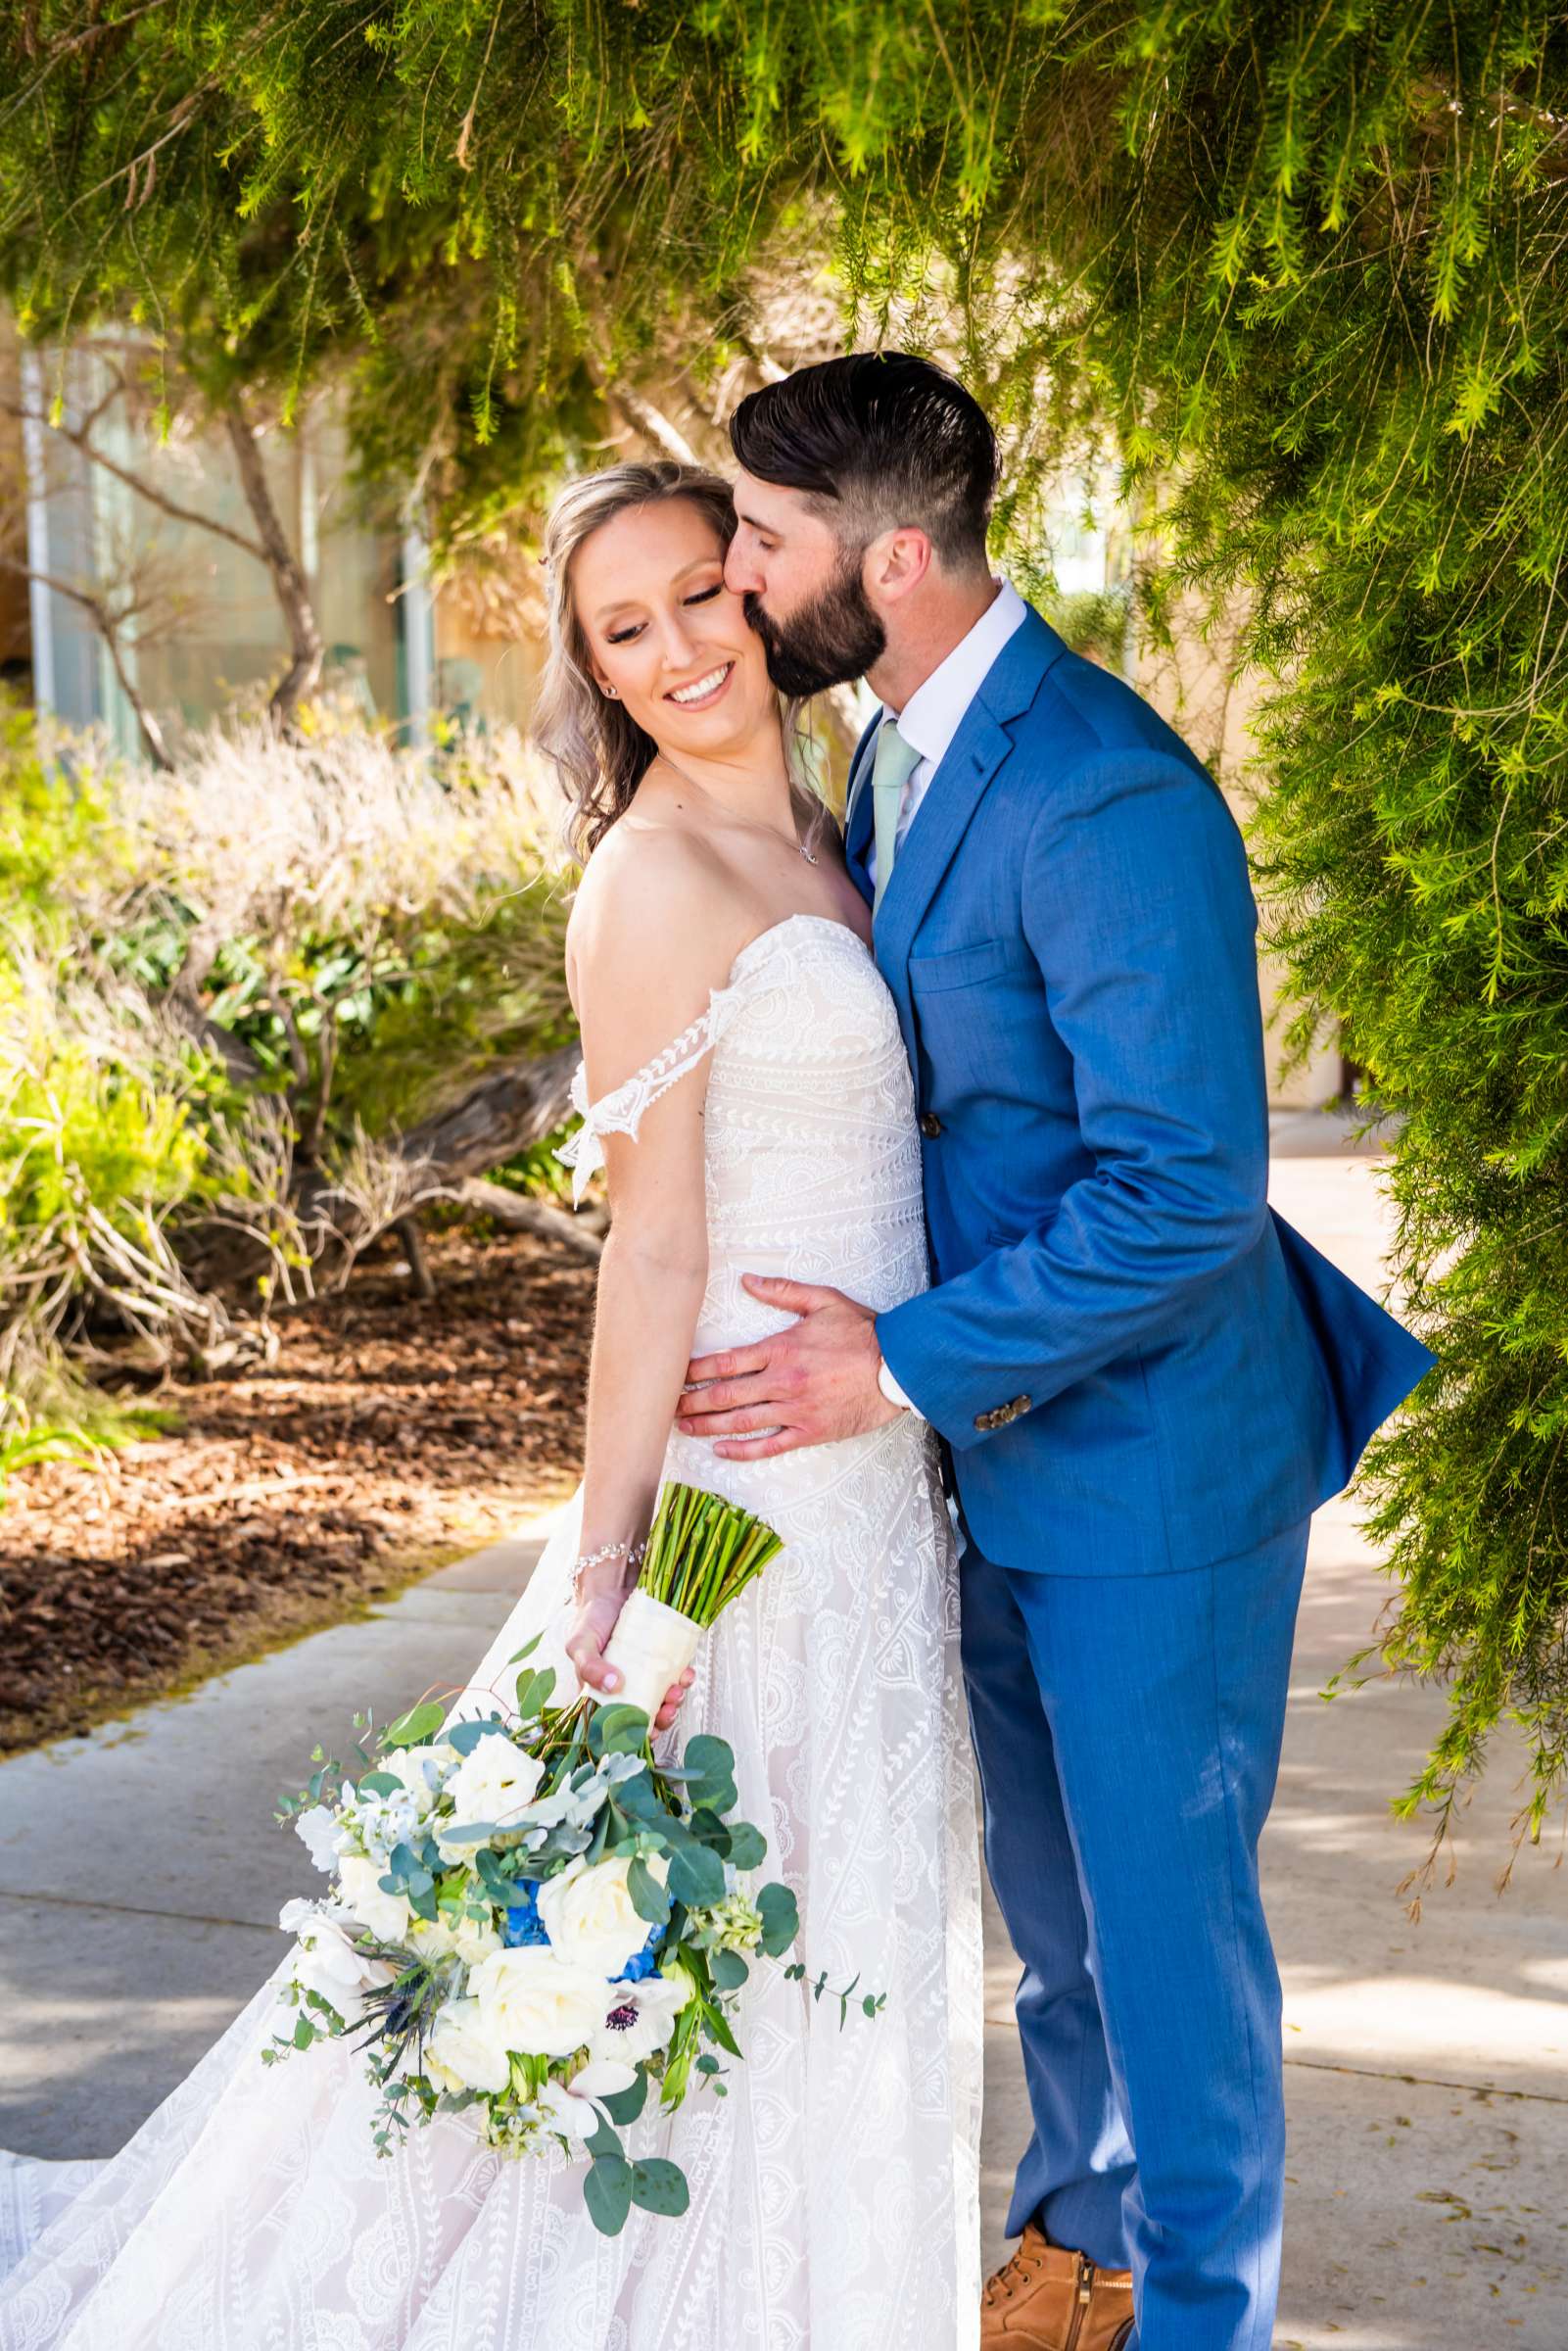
[451, 1176, 605, 1260]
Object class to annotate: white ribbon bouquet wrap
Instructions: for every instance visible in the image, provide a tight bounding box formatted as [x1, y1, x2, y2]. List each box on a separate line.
[600, 1482, 783, 1723]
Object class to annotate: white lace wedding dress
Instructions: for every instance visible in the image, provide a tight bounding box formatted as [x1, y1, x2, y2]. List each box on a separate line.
[0, 912, 983, 2351]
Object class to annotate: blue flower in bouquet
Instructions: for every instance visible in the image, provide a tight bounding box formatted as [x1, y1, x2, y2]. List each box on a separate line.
[501, 1886, 549, 1948]
[616, 1919, 668, 1983]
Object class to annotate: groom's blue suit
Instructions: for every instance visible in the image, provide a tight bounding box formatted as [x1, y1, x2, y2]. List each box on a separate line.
[843, 604, 1432, 2349]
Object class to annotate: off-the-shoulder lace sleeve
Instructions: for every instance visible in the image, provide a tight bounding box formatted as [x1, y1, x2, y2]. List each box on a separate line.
[554, 973, 752, 1207]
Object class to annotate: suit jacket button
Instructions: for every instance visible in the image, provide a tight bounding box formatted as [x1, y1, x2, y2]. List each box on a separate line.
[919, 1112, 943, 1138]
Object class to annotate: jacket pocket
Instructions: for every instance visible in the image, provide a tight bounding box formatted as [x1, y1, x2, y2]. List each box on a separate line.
[907, 936, 1013, 994]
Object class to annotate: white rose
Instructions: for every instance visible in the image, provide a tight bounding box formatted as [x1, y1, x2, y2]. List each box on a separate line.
[422, 2049, 465, 2096]
[337, 1852, 413, 1943]
[284, 1904, 394, 2022]
[538, 1853, 668, 1979]
[295, 1802, 345, 1873]
[423, 1994, 512, 2094]
[467, 1945, 608, 2060]
[410, 1905, 502, 1967]
[437, 1738, 547, 1859]
[535, 2059, 639, 2142]
[590, 1969, 690, 2067]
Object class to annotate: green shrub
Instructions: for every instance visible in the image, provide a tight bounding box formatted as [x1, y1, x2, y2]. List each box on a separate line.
[0, 699, 577, 1450]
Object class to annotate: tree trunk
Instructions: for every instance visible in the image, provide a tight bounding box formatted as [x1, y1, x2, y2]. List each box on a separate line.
[179, 1041, 584, 1295]
[450, 1176, 605, 1260]
[0, 553, 174, 769]
[395, 1213, 436, 1299]
[223, 394, 323, 731]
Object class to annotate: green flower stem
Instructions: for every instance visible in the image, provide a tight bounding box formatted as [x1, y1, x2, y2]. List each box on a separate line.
[638, 1481, 784, 1629]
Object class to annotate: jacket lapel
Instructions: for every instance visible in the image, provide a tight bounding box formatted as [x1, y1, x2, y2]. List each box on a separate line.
[873, 607, 1067, 1058]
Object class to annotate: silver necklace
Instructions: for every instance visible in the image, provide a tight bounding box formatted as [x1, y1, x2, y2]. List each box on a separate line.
[657, 754, 819, 864]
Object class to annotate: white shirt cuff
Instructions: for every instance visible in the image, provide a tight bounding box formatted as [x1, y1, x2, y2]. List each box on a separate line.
[877, 1355, 926, 1420]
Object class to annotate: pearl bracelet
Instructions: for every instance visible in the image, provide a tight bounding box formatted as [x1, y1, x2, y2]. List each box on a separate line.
[571, 1535, 647, 1605]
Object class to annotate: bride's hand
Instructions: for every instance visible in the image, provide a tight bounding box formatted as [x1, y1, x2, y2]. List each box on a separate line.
[563, 1585, 694, 1733]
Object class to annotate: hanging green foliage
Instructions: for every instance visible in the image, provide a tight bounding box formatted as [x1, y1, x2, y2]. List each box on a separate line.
[3, 4, 1565, 1848]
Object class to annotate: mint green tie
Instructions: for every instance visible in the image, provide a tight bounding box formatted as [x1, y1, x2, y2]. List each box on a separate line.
[871, 718, 921, 917]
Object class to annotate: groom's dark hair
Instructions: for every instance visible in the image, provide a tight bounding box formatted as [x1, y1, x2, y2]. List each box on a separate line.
[729, 351, 998, 570]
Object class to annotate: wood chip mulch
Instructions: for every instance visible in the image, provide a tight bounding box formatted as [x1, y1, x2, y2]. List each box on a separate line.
[0, 1226, 596, 1754]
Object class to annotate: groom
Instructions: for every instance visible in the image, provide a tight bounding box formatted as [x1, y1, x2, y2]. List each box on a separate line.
[677, 352, 1434, 2350]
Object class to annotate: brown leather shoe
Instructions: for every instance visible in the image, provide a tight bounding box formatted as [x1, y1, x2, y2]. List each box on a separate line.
[980, 2221, 1135, 2349]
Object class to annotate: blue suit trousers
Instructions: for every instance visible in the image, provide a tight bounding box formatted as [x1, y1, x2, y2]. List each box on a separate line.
[959, 1513, 1310, 2351]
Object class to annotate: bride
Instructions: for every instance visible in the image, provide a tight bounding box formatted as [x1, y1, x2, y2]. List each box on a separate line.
[0, 460, 983, 2349]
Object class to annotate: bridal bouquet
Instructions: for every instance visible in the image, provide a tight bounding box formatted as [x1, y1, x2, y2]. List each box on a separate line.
[268, 1482, 880, 2236]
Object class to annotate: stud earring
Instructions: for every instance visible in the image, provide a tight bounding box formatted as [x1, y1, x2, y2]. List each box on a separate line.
[604, 685, 619, 698]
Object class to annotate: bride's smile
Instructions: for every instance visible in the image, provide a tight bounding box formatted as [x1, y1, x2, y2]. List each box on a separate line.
[665, 659, 734, 707]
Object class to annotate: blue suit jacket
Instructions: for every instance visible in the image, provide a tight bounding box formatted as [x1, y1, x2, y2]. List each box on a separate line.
[852, 605, 1434, 1575]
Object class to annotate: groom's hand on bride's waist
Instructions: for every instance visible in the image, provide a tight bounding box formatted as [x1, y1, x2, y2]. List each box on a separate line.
[678, 1274, 905, 1458]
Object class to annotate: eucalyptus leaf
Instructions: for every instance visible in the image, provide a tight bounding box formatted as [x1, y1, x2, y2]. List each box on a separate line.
[446, 1718, 506, 1756]
[383, 1701, 445, 1750]
[686, 1806, 732, 1852]
[711, 1947, 749, 1991]
[592, 1703, 651, 1756]
[601, 2070, 649, 2126]
[627, 1854, 671, 1924]
[630, 2159, 689, 2218]
[724, 1820, 767, 1871]
[667, 1842, 727, 1910]
[616, 1771, 666, 1823]
[756, 1881, 798, 1958]
[475, 1850, 512, 1900]
[584, 2153, 633, 2236]
[682, 1735, 736, 1782]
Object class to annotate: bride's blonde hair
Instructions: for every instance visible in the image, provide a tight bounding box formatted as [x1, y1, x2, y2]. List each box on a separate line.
[533, 459, 818, 861]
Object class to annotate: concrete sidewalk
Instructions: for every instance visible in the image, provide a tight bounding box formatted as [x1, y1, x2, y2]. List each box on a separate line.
[2, 1119, 1563, 2346]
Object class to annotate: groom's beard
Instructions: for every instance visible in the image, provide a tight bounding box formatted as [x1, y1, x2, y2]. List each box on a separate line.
[743, 556, 886, 696]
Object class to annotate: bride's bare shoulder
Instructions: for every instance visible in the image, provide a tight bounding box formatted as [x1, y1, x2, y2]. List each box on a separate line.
[565, 815, 746, 1015]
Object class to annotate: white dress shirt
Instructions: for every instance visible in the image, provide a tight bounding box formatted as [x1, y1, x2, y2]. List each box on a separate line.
[866, 577, 1029, 1418]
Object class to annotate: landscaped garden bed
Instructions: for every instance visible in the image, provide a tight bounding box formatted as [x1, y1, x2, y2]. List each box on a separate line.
[0, 1225, 594, 1754]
